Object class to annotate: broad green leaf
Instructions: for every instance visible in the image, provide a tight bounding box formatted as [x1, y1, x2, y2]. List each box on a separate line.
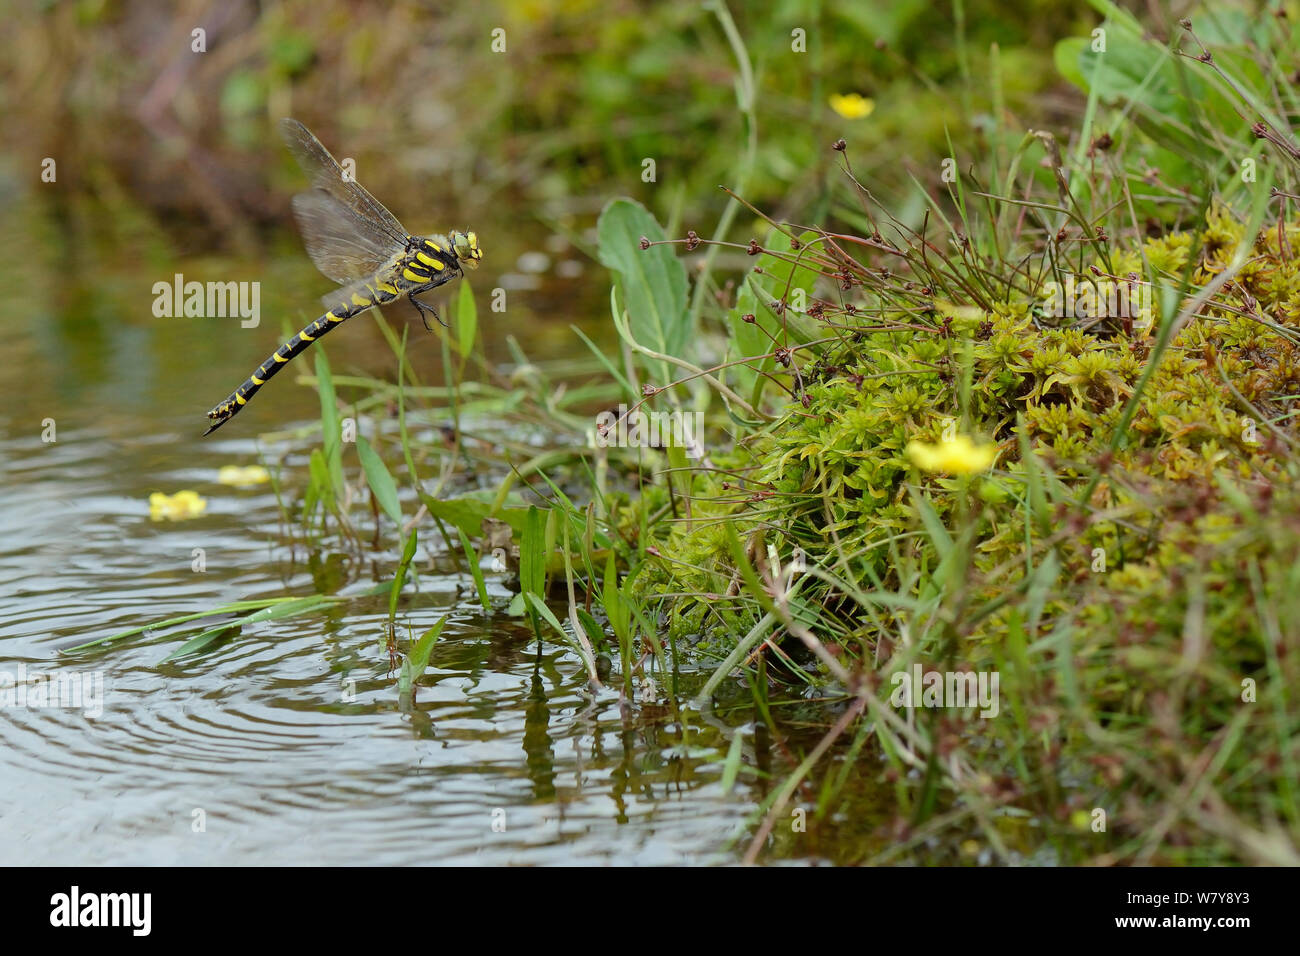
[752, 230, 822, 326]
[728, 229, 821, 400]
[597, 197, 689, 383]
[1055, 15, 1253, 171]
[419, 489, 531, 539]
[1052, 37, 1087, 89]
[357, 435, 401, 526]
[519, 506, 547, 636]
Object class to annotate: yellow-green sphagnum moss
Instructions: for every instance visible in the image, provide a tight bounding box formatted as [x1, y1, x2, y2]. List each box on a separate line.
[639, 207, 1300, 667]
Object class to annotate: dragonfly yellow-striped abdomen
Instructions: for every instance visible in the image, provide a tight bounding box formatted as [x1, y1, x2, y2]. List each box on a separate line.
[203, 119, 481, 436]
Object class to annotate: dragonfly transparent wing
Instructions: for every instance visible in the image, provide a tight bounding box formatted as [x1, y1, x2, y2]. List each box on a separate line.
[280, 118, 411, 251]
[291, 191, 397, 285]
[320, 263, 404, 311]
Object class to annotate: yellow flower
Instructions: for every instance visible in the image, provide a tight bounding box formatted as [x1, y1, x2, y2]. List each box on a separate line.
[905, 435, 997, 475]
[217, 464, 270, 488]
[829, 93, 875, 120]
[148, 490, 207, 521]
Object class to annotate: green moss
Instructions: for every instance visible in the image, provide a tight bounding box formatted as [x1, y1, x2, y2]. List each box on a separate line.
[611, 167, 1300, 858]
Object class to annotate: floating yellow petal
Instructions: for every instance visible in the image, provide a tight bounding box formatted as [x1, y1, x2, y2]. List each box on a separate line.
[829, 93, 875, 120]
[148, 490, 207, 521]
[217, 465, 270, 488]
[905, 435, 997, 475]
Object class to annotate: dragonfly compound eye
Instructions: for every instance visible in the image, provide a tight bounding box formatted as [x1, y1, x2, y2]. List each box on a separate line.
[455, 231, 482, 267]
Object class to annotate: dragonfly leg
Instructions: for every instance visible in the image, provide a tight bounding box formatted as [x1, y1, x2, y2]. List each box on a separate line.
[410, 294, 445, 331]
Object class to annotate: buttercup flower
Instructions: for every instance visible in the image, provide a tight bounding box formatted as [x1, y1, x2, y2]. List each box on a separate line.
[148, 490, 207, 521]
[217, 465, 270, 488]
[905, 435, 997, 475]
[829, 93, 875, 120]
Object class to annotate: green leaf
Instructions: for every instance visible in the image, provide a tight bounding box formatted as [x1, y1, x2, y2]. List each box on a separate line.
[602, 550, 628, 647]
[419, 490, 531, 540]
[575, 607, 607, 653]
[751, 230, 821, 323]
[727, 229, 820, 400]
[597, 197, 689, 382]
[720, 730, 745, 793]
[1055, 16, 1249, 165]
[159, 596, 332, 663]
[315, 350, 345, 498]
[524, 591, 566, 635]
[1052, 37, 1087, 89]
[456, 279, 478, 359]
[505, 591, 527, 618]
[63, 600, 288, 653]
[357, 435, 402, 526]
[457, 528, 491, 611]
[305, 447, 330, 522]
[160, 623, 237, 663]
[524, 592, 595, 677]
[398, 614, 449, 697]
[910, 487, 954, 560]
[389, 528, 419, 623]
[519, 506, 547, 636]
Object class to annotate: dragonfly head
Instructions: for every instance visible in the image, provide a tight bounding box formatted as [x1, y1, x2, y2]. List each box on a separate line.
[450, 230, 482, 269]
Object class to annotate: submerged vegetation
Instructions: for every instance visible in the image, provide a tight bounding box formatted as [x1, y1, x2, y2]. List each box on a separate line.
[48, 1, 1300, 864]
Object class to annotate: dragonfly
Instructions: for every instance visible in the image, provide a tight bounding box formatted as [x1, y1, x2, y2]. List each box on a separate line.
[203, 118, 481, 435]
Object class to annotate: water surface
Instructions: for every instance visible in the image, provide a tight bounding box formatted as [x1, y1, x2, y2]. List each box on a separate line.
[0, 198, 887, 866]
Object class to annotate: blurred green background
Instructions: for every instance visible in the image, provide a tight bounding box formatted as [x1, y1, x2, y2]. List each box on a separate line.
[0, 0, 1107, 442]
[1, 0, 1093, 265]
